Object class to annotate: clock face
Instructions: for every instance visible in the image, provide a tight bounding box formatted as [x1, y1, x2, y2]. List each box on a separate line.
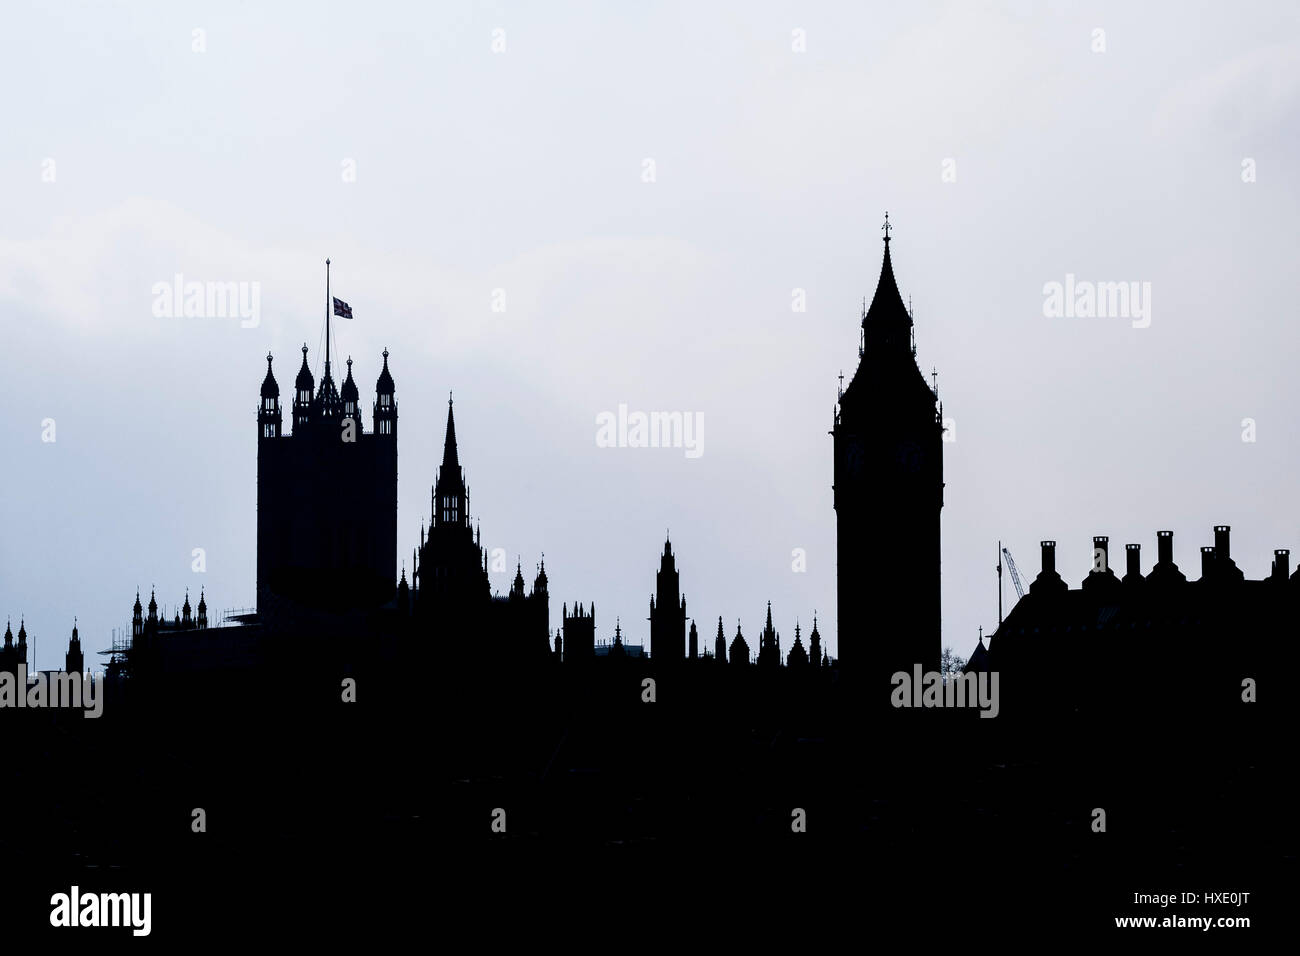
[844, 440, 865, 478]
[897, 440, 923, 473]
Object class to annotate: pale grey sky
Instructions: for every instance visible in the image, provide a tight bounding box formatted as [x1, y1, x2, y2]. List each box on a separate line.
[3, 0, 1298, 667]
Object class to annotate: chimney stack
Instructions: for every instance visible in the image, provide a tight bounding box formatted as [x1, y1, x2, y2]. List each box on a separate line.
[1157, 530, 1174, 565]
[1200, 546, 1216, 579]
[1041, 540, 1057, 575]
[1274, 549, 1290, 580]
[1092, 536, 1110, 573]
[1125, 543, 1141, 578]
[1213, 525, 1231, 561]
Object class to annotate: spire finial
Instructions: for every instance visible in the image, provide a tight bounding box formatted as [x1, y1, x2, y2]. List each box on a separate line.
[881, 211, 892, 242]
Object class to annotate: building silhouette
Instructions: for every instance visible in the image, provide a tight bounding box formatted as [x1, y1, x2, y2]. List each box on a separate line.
[410, 397, 551, 662]
[987, 527, 1295, 717]
[833, 217, 943, 692]
[649, 536, 686, 665]
[563, 602, 595, 661]
[728, 621, 749, 666]
[2, 230, 1293, 943]
[65, 619, 83, 675]
[756, 601, 781, 669]
[786, 621, 808, 669]
[256, 343, 397, 616]
[113, 587, 218, 678]
[64, 242, 984, 684]
[1, 619, 25, 675]
[24, 230, 1293, 712]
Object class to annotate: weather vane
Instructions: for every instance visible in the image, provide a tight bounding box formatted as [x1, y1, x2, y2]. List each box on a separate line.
[882, 211, 892, 241]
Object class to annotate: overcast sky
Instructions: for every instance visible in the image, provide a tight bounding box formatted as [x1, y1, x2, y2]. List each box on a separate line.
[2, 0, 1297, 668]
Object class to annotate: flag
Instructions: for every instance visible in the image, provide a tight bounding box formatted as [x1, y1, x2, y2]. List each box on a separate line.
[333, 297, 353, 319]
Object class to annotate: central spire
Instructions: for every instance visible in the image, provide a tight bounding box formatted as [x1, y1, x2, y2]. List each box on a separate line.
[441, 394, 460, 474]
[433, 394, 467, 529]
[863, 214, 911, 333]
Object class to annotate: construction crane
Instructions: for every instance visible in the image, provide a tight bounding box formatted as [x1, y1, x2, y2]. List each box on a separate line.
[1002, 547, 1028, 600]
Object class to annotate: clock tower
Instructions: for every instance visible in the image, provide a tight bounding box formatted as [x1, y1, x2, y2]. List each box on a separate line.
[832, 216, 943, 697]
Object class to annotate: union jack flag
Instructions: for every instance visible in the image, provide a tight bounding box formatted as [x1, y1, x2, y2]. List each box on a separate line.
[333, 297, 353, 319]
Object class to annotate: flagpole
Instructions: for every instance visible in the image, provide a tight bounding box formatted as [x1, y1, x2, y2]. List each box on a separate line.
[325, 258, 331, 380]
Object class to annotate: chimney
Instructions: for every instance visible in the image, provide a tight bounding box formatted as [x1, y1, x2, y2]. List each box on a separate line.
[1092, 536, 1110, 573]
[1125, 543, 1141, 578]
[1157, 530, 1174, 565]
[1040, 540, 1057, 575]
[1274, 549, 1290, 580]
[1213, 525, 1231, 561]
[1200, 546, 1216, 579]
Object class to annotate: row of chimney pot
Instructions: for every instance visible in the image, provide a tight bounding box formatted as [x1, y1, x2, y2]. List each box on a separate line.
[1037, 527, 1291, 581]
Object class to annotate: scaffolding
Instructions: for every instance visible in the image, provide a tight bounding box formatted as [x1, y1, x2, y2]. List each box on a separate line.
[220, 607, 258, 626]
[99, 626, 132, 678]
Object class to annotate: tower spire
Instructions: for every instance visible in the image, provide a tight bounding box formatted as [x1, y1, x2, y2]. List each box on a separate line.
[441, 396, 460, 474]
[863, 216, 909, 332]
